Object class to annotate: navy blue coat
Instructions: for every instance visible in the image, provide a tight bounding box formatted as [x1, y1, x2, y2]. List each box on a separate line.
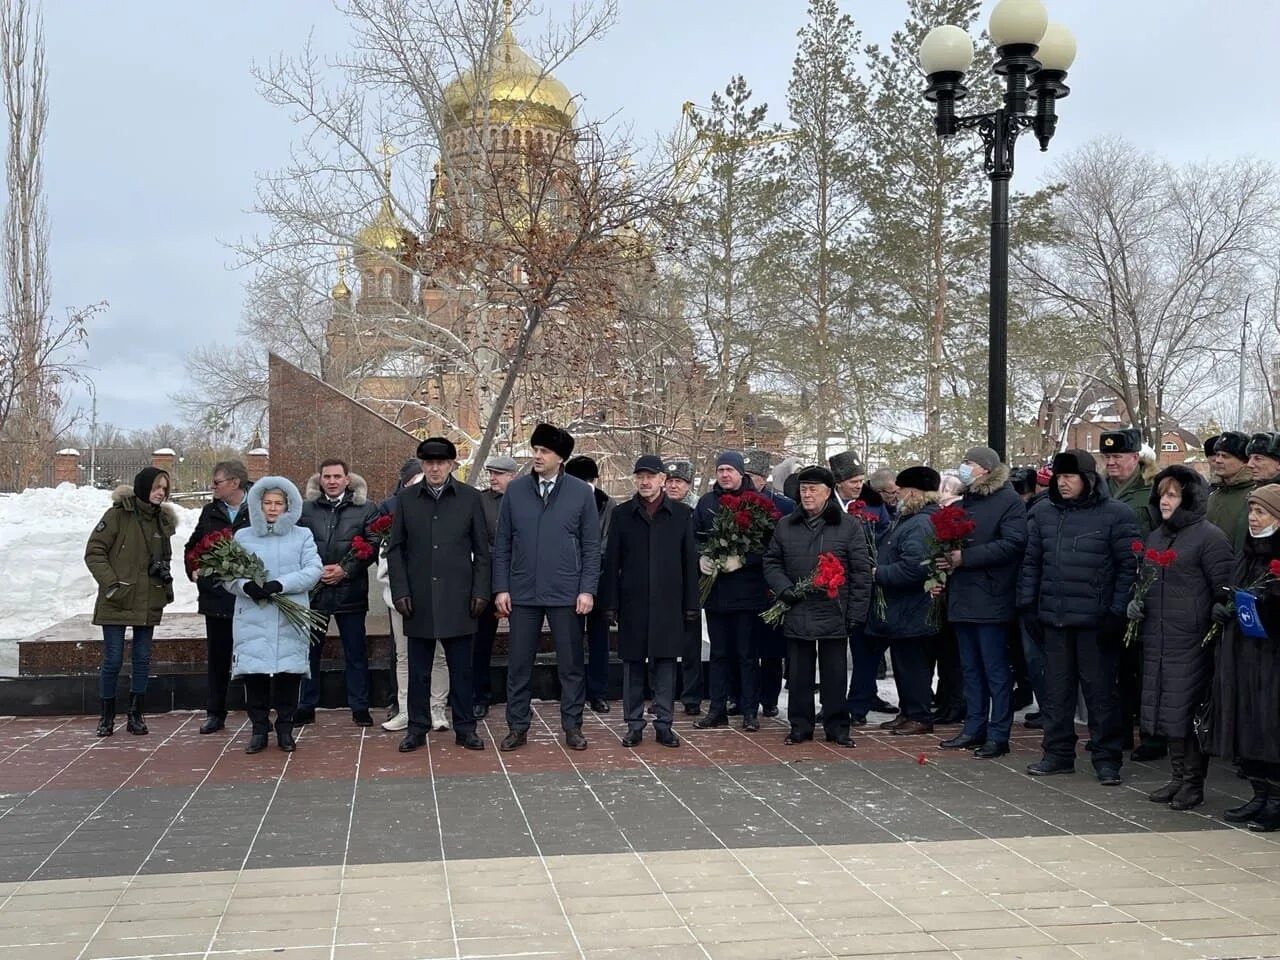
[493, 470, 601, 606]
[945, 465, 1028, 624]
[868, 500, 938, 639]
[694, 477, 772, 614]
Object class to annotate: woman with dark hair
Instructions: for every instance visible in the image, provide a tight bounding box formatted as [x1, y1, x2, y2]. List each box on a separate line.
[84, 467, 177, 736]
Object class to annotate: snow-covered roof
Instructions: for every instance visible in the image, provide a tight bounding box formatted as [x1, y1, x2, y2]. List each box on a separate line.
[55, 448, 80, 456]
[247, 447, 268, 456]
[153, 447, 176, 456]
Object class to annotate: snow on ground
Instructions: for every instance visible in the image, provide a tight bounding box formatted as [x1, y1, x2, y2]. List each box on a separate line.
[0, 484, 201, 639]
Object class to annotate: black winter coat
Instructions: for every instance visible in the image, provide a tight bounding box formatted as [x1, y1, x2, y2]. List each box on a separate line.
[598, 494, 698, 660]
[1208, 532, 1280, 764]
[1138, 466, 1234, 737]
[183, 495, 251, 619]
[1018, 466, 1139, 628]
[763, 497, 872, 640]
[386, 478, 491, 639]
[299, 473, 380, 614]
[946, 465, 1028, 624]
[868, 498, 938, 639]
[694, 477, 772, 614]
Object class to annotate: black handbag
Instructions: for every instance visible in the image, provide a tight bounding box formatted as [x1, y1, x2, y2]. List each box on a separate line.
[1193, 692, 1214, 752]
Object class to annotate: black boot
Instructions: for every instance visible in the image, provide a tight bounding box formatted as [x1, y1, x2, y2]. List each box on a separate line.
[1247, 795, 1280, 832]
[1226, 781, 1269, 823]
[1170, 737, 1206, 811]
[96, 698, 116, 737]
[125, 693, 148, 735]
[1148, 737, 1185, 803]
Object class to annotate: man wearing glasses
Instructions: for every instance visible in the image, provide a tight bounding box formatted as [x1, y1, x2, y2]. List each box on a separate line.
[183, 461, 252, 734]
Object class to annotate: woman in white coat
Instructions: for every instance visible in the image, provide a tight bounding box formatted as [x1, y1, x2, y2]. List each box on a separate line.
[229, 477, 322, 753]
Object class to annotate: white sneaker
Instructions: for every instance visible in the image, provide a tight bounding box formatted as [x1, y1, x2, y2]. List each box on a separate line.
[430, 706, 451, 732]
[381, 710, 409, 732]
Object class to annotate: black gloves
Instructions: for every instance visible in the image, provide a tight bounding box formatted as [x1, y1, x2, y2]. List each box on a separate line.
[469, 597, 486, 618]
[780, 585, 806, 605]
[243, 581, 269, 602]
[394, 597, 413, 617]
[1211, 602, 1233, 625]
[263, 580, 283, 597]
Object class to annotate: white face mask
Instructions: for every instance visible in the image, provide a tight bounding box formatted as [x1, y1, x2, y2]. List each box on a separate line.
[1252, 523, 1278, 539]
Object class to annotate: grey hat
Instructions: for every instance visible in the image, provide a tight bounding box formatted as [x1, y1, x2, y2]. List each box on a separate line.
[828, 450, 863, 483]
[664, 460, 694, 483]
[485, 455, 518, 473]
[963, 446, 1001, 472]
[742, 448, 772, 478]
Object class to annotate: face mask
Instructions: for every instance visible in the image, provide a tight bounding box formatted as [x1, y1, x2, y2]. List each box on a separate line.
[956, 464, 974, 486]
[1252, 523, 1278, 539]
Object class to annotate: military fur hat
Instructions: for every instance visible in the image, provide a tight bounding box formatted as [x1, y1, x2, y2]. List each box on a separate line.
[664, 460, 694, 483]
[1100, 428, 1141, 455]
[1212, 430, 1250, 462]
[1247, 432, 1280, 462]
[827, 450, 863, 483]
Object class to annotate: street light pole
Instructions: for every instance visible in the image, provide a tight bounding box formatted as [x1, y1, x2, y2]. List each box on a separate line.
[918, 0, 1076, 462]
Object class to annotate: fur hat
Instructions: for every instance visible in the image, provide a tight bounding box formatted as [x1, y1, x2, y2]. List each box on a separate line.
[896, 465, 941, 493]
[1247, 432, 1280, 462]
[1213, 430, 1250, 462]
[827, 450, 863, 483]
[742, 448, 772, 478]
[1249, 484, 1280, 522]
[1051, 448, 1097, 476]
[664, 460, 694, 483]
[416, 437, 457, 461]
[795, 465, 835, 489]
[963, 446, 1001, 472]
[1100, 428, 1141, 455]
[565, 455, 599, 481]
[530, 422, 574, 461]
[715, 450, 746, 474]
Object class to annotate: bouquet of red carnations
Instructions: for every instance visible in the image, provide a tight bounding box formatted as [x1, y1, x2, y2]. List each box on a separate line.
[366, 513, 393, 555]
[187, 528, 329, 637]
[1124, 541, 1176, 647]
[760, 551, 845, 626]
[921, 504, 977, 628]
[847, 500, 887, 621]
[1202, 558, 1280, 648]
[699, 490, 781, 605]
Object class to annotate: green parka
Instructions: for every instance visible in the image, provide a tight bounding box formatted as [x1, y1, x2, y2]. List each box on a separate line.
[84, 486, 177, 626]
[1206, 468, 1254, 552]
[1111, 469, 1154, 537]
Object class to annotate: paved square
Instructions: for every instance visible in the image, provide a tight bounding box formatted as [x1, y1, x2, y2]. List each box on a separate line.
[0, 707, 1277, 959]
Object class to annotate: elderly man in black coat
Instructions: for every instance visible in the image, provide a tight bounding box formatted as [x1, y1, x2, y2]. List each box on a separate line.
[599, 456, 699, 748]
[387, 437, 490, 752]
[763, 465, 872, 747]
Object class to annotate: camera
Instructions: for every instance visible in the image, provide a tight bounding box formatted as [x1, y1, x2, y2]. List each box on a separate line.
[149, 559, 173, 584]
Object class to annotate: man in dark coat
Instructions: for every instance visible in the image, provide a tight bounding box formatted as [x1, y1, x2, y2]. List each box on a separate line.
[184, 460, 251, 734]
[566, 454, 617, 714]
[1206, 431, 1254, 551]
[1019, 449, 1139, 785]
[743, 448, 796, 719]
[763, 465, 871, 746]
[494, 423, 601, 751]
[473, 455, 517, 719]
[664, 459, 704, 712]
[937, 446, 1028, 758]
[599, 455, 698, 748]
[387, 438, 489, 752]
[297, 458, 380, 726]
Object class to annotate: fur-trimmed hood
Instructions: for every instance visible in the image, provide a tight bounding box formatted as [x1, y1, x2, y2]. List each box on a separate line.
[896, 491, 940, 518]
[966, 463, 1010, 498]
[111, 484, 177, 532]
[1148, 464, 1209, 531]
[304, 472, 368, 506]
[246, 475, 304, 535]
[784, 494, 845, 527]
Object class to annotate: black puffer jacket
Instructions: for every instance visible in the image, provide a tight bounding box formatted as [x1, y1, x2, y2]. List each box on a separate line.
[946, 464, 1028, 624]
[694, 476, 772, 613]
[183, 494, 252, 618]
[763, 497, 872, 640]
[868, 497, 938, 639]
[298, 473, 380, 614]
[1138, 466, 1234, 737]
[1018, 454, 1140, 628]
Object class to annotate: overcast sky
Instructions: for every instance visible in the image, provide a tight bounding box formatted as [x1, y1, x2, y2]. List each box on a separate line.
[42, 0, 1280, 432]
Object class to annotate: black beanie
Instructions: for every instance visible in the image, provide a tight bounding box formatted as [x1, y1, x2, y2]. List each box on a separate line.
[133, 467, 169, 502]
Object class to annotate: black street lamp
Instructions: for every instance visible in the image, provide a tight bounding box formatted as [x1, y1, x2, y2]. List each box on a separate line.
[918, 0, 1075, 461]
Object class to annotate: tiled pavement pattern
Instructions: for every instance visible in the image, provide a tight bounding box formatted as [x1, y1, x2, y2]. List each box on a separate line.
[0, 706, 1278, 959]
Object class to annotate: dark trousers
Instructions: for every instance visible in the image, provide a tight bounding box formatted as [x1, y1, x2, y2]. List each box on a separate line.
[243, 672, 301, 735]
[705, 611, 759, 720]
[956, 621, 1013, 743]
[679, 614, 703, 707]
[888, 634, 934, 723]
[1020, 615, 1047, 711]
[624, 658, 675, 733]
[846, 626, 891, 717]
[787, 637, 849, 740]
[506, 605, 585, 732]
[584, 608, 611, 701]
[204, 617, 233, 717]
[931, 625, 964, 712]
[1118, 634, 1159, 748]
[758, 658, 784, 710]
[407, 634, 475, 736]
[300, 611, 369, 711]
[472, 605, 499, 707]
[1041, 625, 1123, 768]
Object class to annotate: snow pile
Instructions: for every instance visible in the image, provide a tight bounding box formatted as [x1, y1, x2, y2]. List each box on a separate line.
[0, 484, 202, 638]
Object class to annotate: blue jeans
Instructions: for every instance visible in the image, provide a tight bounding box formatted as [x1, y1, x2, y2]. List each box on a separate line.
[845, 627, 890, 718]
[100, 625, 154, 698]
[300, 611, 370, 711]
[955, 622, 1013, 743]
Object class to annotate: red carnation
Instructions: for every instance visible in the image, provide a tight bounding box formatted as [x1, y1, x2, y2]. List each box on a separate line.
[734, 510, 752, 530]
[1270, 559, 1280, 579]
[1130, 540, 1144, 555]
[1158, 550, 1177, 567]
[720, 494, 741, 510]
[349, 535, 375, 561]
[368, 513, 393, 537]
[1144, 548, 1160, 564]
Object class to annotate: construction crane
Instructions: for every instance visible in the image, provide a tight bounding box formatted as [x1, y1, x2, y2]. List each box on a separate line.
[668, 101, 799, 205]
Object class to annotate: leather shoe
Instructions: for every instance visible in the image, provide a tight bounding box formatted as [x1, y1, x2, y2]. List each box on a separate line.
[199, 714, 225, 735]
[245, 733, 268, 754]
[783, 733, 811, 745]
[871, 696, 899, 714]
[850, 715, 867, 728]
[694, 713, 728, 729]
[1023, 715, 1044, 730]
[398, 732, 426, 753]
[940, 733, 984, 750]
[655, 728, 679, 748]
[879, 715, 908, 730]
[293, 707, 315, 725]
[892, 720, 934, 736]
[352, 709, 374, 727]
[1026, 758, 1075, 776]
[621, 729, 643, 747]
[565, 728, 588, 751]
[742, 717, 760, 732]
[931, 707, 966, 725]
[499, 730, 527, 752]
[727, 701, 743, 716]
[455, 732, 485, 750]
[682, 703, 701, 716]
[472, 704, 489, 720]
[1096, 766, 1123, 786]
[826, 733, 856, 748]
[589, 698, 610, 713]
[761, 706, 779, 718]
[974, 740, 1009, 758]
[276, 729, 296, 752]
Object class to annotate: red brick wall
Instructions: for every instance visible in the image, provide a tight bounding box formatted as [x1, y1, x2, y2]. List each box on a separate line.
[268, 353, 420, 503]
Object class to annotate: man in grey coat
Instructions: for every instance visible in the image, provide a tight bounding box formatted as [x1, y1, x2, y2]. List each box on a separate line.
[387, 437, 489, 752]
[665, 459, 704, 712]
[494, 423, 602, 751]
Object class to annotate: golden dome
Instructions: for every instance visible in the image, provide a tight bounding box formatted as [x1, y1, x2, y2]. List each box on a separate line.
[356, 196, 417, 254]
[443, 24, 576, 132]
[331, 277, 351, 301]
